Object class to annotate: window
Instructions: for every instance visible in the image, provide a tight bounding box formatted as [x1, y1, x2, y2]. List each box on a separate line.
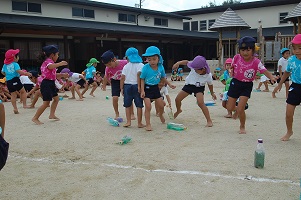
[118, 13, 136, 23]
[183, 22, 190, 31]
[279, 12, 288, 24]
[208, 19, 215, 29]
[12, 1, 41, 13]
[72, 7, 95, 18]
[200, 20, 207, 31]
[191, 21, 198, 31]
[154, 18, 168, 27]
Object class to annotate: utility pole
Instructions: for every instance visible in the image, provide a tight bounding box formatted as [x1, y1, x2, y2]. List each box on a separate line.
[139, 0, 145, 8]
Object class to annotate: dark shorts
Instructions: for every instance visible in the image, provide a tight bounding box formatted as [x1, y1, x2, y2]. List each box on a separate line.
[111, 79, 121, 97]
[227, 78, 253, 99]
[76, 79, 85, 87]
[6, 77, 23, 93]
[144, 84, 161, 99]
[286, 82, 301, 105]
[275, 72, 290, 83]
[40, 79, 58, 101]
[123, 84, 143, 108]
[0, 136, 9, 171]
[23, 84, 34, 92]
[87, 78, 95, 85]
[182, 84, 205, 97]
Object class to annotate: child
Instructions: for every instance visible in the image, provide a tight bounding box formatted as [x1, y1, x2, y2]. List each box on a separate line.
[61, 68, 86, 101]
[156, 78, 172, 116]
[255, 74, 270, 92]
[120, 47, 145, 128]
[101, 50, 130, 119]
[0, 101, 9, 171]
[272, 47, 290, 98]
[275, 34, 301, 141]
[27, 71, 43, 108]
[172, 56, 217, 127]
[32, 45, 68, 125]
[81, 58, 99, 97]
[94, 71, 103, 86]
[1, 49, 32, 114]
[177, 67, 184, 81]
[226, 36, 276, 134]
[140, 46, 176, 131]
[171, 70, 178, 81]
[220, 58, 233, 117]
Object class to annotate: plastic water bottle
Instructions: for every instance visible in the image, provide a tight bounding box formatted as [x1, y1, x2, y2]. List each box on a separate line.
[254, 139, 265, 168]
[119, 135, 132, 145]
[167, 122, 186, 131]
[166, 105, 174, 120]
[107, 117, 119, 127]
[59, 96, 63, 101]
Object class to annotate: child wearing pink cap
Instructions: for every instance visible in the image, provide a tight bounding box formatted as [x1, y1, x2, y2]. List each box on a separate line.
[275, 34, 301, 141]
[227, 36, 276, 134]
[172, 55, 217, 127]
[1, 49, 32, 114]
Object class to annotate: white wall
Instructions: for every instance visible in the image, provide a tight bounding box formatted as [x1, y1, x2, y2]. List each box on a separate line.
[0, 0, 183, 29]
[184, 3, 297, 32]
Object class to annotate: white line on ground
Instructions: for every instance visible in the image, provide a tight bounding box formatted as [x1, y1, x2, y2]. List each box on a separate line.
[9, 153, 299, 186]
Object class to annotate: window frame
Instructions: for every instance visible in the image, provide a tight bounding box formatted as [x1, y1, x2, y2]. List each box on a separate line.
[208, 19, 216, 29]
[191, 21, 198, 31]
[12, 1, 41, 14]
[154, 18, 168, 27]
[183, 22, 190, 31]
[199, 20, 207, 31]
[279, 12, 288, 24]
[118, 13, 136, 23]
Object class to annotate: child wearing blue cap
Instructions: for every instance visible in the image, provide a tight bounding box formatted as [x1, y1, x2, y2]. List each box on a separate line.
[120, 47, 145, 128]
[272, 47, 290, 98]
[227, 36, 276, 134]
[32, 45, 68, 125]
[140, 46, 176, 131]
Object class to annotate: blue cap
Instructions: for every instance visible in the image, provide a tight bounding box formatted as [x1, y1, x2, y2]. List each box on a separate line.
[101, 50, 115, 64]
[142, 46, 163, 64]
[42, 45, 59, 54]
[237, 36, 256, 49]
[29, 70, 39, 78]
[125, 47, 142, 63]
[280, 47, 289, 54]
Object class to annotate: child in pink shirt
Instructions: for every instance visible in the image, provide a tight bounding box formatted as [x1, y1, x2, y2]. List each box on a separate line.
[227, 36, 276, 134]
[32, 45, 68, 125]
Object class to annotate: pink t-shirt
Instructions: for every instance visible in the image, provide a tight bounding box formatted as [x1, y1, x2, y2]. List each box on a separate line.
[36, 76, 43, 87]
[105, 60, 127, 80]
[232, 54, 267, 82]
[40, 58, 57, 80]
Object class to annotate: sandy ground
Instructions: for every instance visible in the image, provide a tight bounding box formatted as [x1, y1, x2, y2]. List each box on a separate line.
[0, 76, 300, 200]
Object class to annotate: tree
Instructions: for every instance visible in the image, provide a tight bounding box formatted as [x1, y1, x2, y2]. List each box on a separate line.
[222, 0, 242, 6]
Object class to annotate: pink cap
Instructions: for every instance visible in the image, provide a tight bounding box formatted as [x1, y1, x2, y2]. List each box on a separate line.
[4, 49, 20, 64]
[224, 58, 232, 69]
[291, 34, 301, 45]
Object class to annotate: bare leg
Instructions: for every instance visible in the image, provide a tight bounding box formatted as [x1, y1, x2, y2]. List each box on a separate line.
[49, 96, 60, 120]
[32, 101, 50, 125]
[236, 96, 249, 134]
[196, 93, 213, 127]
[281, 103, 295, 141]
[10, 92, 19, 114]
[137, 107, 145, 128]
[81, 84, 89, 97]
[155, 98, 165, 124]
[144, 98, 152, 131]
[89, 82, 97, 97]
[29, 90, 41, 108]
[69, 85, 76, 99]
[130, 104, 136, 120]
[174, 90, 189, 119]
[20, 88, 29, 108]
[222, 100, 232, 118]
[262, 82, 269, 92]
[112, 96, 119, 119]
[123, 107, 131, 127]
[75, 85, 83, 101]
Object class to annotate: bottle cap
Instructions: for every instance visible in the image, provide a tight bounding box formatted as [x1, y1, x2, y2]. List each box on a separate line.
[258, 138, 263, 143]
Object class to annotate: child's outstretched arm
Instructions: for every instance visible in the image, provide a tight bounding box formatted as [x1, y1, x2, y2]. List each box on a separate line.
[207, 84, 217, 100]
[162, 77, 176, 89]
[172, 60, 189, 71]
[48, 61, 68, 69]
[120, 74, 125, 96]
[263, 70, 277, 84]
[16, 70, 31, 77]
[140, 79, 145, 98]
[277, 71, 291, 91]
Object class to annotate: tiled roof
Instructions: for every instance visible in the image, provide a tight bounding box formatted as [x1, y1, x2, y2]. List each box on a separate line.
[209, 8, 250, 31]
[285, 1, 301, 22]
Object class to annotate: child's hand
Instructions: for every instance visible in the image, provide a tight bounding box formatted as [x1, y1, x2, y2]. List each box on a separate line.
[140, 91, 145, 98]
[169, 84, 176, 89]
[211, 93, 217, 100]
